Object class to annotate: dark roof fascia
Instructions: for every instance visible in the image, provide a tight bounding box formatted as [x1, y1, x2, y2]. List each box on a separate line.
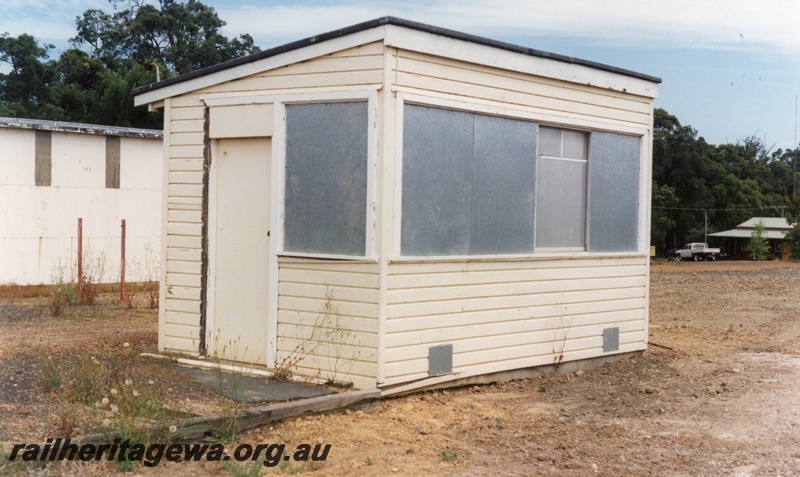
[131, 16, 661, 98]
[0, 117, 163, 138]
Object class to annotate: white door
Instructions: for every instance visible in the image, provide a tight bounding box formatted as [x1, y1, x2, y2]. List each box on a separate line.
[212, 138, 271, 365]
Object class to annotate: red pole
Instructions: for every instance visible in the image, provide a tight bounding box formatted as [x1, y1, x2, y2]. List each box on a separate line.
[77, 218, 83, 298]
[120, 219, 126, 301]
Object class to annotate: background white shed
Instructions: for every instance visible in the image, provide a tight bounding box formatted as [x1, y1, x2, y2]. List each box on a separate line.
[133, 17, 660, 391]
[0, 118, 163, 285]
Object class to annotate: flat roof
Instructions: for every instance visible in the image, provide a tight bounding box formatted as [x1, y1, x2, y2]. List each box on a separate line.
[131, 16, 661, 99]
[0, 117, 163, 139]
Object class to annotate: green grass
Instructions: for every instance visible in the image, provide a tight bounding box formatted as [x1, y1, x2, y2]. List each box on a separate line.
[38, 352, 192, 471]
[441, 446, 458, 462]
[223, 459, 266, 477]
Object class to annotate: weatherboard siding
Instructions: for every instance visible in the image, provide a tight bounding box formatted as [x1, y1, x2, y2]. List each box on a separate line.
[277, 258, 380, 389]
[377, 47, 653, 386]
[188, 42, 385, 101]
[392, 49, 653, 129]
[159, 96, 205, 354]
[159, 43, 387, 357]
[382, 257, 648, 385]
[157, 37, 655, 387]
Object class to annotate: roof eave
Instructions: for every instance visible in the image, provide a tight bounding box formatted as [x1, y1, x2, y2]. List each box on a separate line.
[133, 16, 662, 106]
[0, 117, 162, 138]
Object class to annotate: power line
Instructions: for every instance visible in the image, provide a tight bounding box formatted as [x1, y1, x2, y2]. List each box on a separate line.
[652, 205, 787, 212]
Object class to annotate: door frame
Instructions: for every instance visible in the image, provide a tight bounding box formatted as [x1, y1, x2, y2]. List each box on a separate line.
[202, 90, 377, 369]
[205, 134, 279, 367]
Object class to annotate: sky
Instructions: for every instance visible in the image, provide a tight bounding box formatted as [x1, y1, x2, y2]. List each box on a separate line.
[1, 0, 799, 151]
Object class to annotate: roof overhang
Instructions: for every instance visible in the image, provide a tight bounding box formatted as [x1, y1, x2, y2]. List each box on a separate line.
[709, 230, 788, 240]
[0, 117, 162, 138]
[133, 17, 661, 108]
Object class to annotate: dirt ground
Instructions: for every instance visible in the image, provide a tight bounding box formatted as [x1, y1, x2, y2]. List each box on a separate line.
[2, 261, 800, 476]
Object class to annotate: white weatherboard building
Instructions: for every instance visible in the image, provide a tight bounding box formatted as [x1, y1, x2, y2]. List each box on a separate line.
[0, 118, 162, 285]
[133, 17, 660, 391]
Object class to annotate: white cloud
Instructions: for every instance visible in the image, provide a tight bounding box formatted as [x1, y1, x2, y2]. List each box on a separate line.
[217, 0, 800, 54]
[0, 0, 108, 50]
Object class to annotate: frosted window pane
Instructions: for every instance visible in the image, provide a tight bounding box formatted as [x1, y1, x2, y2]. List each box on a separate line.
[538, 126, 561, 157]
[401, 105, 537, 256]
[588, 132, 640, 252]
[284, 102, 368, 256]
[471, 114, 536, 254]
[401, 105, 473, 255]
[563, 129, 588, 160]
[535, 158, 586, 248]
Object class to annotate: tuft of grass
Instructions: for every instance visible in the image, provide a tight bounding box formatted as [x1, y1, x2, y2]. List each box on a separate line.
[38, 352, 181, 462]
[441, 446, 458, 462]
[125, 244, 160, 310]
[210, 339, 248, 443]
[39, 356, 109, 405]
[40, 357, 62, 393]
[51, 412, 76, 439]
[48, 277, 79, 317]
[223, 458, 265, 477]
[279, 455, 307, 474]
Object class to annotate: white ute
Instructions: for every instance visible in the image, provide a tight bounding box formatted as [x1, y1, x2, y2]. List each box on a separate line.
[673, 243, 720, 261]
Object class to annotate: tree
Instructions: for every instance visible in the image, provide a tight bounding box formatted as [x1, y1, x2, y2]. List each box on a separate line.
[71, 9, 127, 70]
[0, 33, 57, 118]
[748, 220, 769, 260]
[72, 0, 260, 76]
[651, 107, 797, 250]
[783, 224, 800, 262]
[651, 181, 679, 253]
[781, 174, 800, 262]
[0, 0, 260, 128]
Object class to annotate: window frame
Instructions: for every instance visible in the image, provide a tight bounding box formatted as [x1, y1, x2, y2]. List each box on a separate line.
[276, 91, 378, 261]
[393, 93, 648, 261]
[282, 101, 371, 258]
[534, 125, 590, 252]
[208, 90, 381, 261]
[400, 103, 538, 256]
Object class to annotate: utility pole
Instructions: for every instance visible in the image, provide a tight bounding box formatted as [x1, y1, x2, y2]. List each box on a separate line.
[704, 209, 708, 244]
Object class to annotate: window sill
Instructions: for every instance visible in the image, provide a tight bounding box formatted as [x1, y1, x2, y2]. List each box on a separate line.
[277, 252, 378, 263]
[388, 251, 647, 264]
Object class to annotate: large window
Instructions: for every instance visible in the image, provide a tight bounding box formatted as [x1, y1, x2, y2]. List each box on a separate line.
[400, 104, 642, 257]
[401, 104, 537, 256]
[588, 132, 640, 252]
[535, 127, 588, 249]
[283, 101, 368, 256]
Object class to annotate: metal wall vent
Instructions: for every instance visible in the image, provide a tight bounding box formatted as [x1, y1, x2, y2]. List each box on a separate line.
[428, 344, 453, 376]
[603, 327, 620, 352]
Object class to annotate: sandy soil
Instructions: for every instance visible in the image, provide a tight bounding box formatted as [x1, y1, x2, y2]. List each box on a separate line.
[1, 261, 800, 476]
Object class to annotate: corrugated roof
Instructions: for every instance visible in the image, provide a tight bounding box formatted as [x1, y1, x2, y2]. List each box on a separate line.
[0, 117, 162, 139]
[736, 217, 791, 230]
[708, 229, 788, 240]
[131, 16, 662, 99]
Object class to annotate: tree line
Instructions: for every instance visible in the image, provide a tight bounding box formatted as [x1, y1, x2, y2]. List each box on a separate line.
[0, 0, 258, 129]
[652, 109, 800, 257]
[2, 0, 800, 256]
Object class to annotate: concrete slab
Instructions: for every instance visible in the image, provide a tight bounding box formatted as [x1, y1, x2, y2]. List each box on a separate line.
[173, 365, 335, 403]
